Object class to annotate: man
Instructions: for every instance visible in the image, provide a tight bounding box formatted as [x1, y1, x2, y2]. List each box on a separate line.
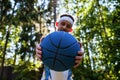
[36, 14, 84, 80]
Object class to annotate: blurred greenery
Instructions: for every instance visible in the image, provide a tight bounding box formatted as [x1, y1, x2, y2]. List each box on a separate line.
[0, 0, 120, 80]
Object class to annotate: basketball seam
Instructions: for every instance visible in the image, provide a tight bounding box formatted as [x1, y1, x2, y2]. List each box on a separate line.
[43, 57, 68, 70]
[49, 32, 66, 68]
[41, 46, 77, 58]
[59, 41, 77, 49]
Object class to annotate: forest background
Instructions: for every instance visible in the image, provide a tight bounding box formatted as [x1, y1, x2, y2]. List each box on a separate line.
[0, 0, 120, 80]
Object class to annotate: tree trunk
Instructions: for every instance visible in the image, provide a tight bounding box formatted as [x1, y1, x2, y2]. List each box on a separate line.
[53, 0, 57, 31]
[0, 27, 10, 78]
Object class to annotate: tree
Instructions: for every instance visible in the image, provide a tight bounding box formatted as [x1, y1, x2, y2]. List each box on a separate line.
[1, 0, 119, 79]
[61, 0, 120, 79]
[0, 0, 54, 79]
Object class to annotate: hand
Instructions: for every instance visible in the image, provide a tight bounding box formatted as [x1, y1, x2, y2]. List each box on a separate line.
[36, 37, 45, 60]
[74, 50, 84, 68]
[74, 42, 84, 68]
[36, 44, 42, 60]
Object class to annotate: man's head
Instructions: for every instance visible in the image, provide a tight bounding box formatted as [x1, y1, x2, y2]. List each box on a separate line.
[56, 14, 74, 32]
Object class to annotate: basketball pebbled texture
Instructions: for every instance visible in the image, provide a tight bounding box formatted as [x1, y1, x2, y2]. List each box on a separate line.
[40, 31, 80, 71]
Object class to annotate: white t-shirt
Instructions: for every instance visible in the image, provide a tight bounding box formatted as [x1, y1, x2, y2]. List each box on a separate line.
[41, 66, 73, 80]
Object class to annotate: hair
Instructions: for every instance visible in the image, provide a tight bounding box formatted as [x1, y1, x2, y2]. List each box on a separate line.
[60, 14, 74, 22]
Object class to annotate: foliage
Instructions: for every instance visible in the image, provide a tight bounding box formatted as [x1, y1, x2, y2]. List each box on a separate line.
[13, 61, 41, 80]
[65, 0, 120, 80]
[0, 0, 53, 79]
[0, 0, 120, 80]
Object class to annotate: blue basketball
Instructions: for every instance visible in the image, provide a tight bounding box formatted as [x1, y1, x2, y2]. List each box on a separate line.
[40, 31, 80, 71]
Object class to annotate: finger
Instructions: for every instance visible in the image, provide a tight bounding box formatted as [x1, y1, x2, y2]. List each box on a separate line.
[75, 56, 83, 60]
[78, 51, 84, 56]
[36, 44, 41, 50]
[74, 63, 80, 68]
[36, 53, 42, 58]
[35, 44, 42, 54]
[75, 59, 81, 63]
[36, 53, 42, 60]
[36, 48, 42, 54]
[75, 57, 82, 65]
[74, 58, 82, 68]
[74, 56, 83, 68]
